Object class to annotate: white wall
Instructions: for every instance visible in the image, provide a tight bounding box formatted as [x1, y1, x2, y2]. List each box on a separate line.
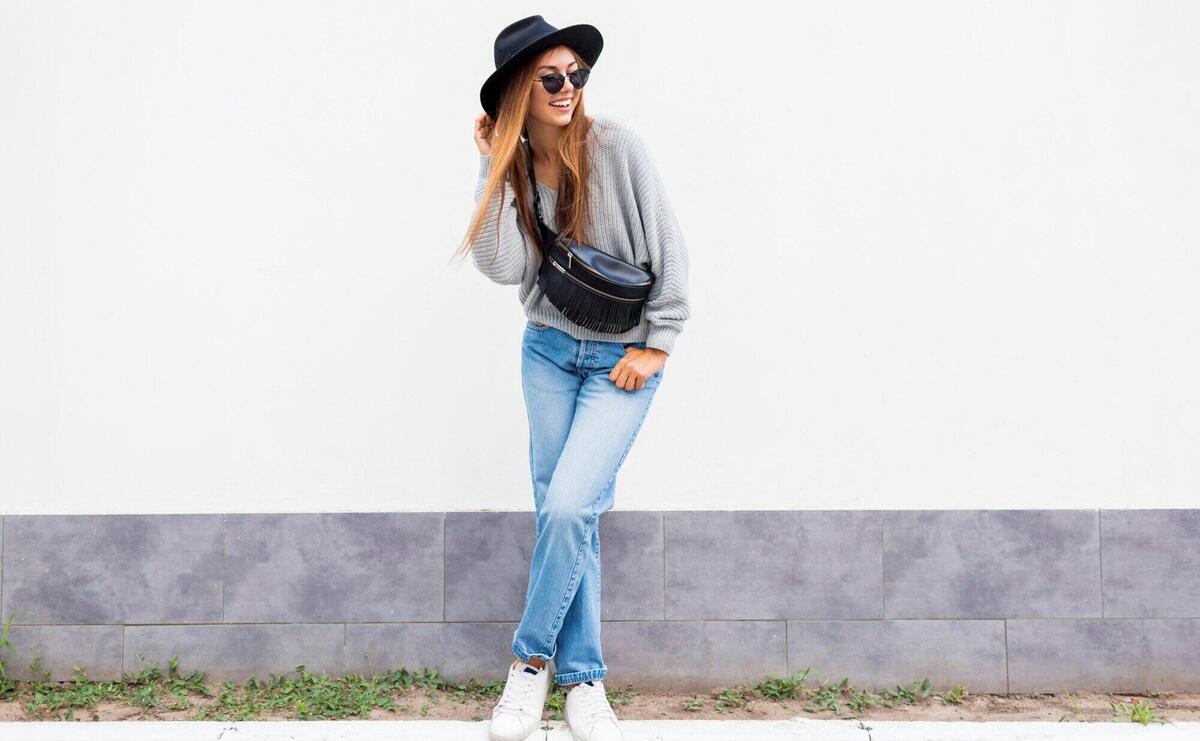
[1, 1, 1196, 514]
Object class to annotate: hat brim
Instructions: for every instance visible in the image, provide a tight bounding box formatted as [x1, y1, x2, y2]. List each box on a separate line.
[480, 24, 603, 121]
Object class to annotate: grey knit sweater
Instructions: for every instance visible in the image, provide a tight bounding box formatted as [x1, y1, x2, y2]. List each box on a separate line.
[470, 113, 691, 355]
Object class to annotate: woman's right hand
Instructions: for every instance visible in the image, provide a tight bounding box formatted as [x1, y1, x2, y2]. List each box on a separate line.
[474, 112, 495, 156]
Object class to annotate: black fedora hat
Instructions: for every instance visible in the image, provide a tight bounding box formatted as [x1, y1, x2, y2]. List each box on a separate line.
[480, 15, 603, 121]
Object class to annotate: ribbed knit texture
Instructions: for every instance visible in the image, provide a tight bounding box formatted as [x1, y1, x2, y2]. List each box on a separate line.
[470, 113, 691, 355]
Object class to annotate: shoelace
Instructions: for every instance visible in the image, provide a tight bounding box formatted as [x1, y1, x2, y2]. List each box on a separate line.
[574, 682, 617, 722]
[495, 665, 538, 714]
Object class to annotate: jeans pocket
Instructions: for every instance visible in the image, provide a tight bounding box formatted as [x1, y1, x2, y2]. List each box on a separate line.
[526, 319, 552, 331]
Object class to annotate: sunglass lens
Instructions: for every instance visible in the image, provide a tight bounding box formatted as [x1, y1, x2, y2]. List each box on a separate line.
[542, 75, 564, 94]
[569, 69, 590, 89]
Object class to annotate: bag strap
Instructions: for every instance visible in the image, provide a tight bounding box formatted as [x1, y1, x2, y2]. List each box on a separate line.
[522, 131, 654, 277]
[522, 131, 559, 250]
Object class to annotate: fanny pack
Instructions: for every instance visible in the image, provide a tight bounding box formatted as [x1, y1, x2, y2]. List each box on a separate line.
[523, 135, 655, 334]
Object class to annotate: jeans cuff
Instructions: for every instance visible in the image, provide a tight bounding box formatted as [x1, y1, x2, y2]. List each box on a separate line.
[555, 666, 607, 685]
[512, 639, 555, 663]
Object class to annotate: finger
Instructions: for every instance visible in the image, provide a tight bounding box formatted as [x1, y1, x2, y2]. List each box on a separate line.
[624, 367, 641, 391]
[614, 366, 633, 391]
[620, 363, 643, 391]
[609, 358, 625, 382]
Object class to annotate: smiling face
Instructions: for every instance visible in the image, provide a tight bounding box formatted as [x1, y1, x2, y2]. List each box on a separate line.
[526, 45, 586, 128]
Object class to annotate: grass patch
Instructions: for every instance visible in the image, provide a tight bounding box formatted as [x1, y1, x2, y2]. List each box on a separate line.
[1110, 697, 1165, 725]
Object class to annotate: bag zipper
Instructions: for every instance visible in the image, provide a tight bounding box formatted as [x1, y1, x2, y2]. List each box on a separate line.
[554, 238, 653, 286]
[546, 254, 645, 303]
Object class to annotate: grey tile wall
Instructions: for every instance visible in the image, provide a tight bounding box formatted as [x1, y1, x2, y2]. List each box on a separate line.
[787, 620, 1008, 693]
[883, 510, 1101, 618]
[665, 511, 883, 620]
[224, 512, 443, 623]
[1101, 509, 1200, 618]
[1007, 618, 1200, 692]
[0, 510, 1196, 693]
[3, 514, 225, 624]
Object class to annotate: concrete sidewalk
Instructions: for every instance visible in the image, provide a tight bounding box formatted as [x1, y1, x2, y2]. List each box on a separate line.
[0, 718, 1196, 740]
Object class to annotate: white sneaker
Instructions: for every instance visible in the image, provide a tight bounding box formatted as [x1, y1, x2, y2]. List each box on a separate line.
[489, 658, 551, 741]
[564, 679, 622, 741]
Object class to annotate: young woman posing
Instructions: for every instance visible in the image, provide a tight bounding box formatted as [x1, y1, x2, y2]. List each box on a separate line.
[456, 15, 691, 741]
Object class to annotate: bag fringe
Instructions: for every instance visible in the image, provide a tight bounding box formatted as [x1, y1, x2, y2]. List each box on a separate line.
[537, 267, 645, 334]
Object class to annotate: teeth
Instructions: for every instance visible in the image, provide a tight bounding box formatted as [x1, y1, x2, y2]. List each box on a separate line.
[551, 100, 571, 107]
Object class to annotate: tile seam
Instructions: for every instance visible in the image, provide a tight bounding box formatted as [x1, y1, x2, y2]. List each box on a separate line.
[1003, 618, 1010, 695]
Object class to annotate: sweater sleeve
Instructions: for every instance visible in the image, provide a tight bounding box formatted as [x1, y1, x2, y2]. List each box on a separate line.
[470, 154, 538, 286]
[626, 130, 691, 355]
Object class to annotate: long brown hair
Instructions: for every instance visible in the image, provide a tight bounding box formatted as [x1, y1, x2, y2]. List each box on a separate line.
[454, 49, 595, 268]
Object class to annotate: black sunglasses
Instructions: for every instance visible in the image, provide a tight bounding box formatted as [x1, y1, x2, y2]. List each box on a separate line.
[533, 68, 590, 95]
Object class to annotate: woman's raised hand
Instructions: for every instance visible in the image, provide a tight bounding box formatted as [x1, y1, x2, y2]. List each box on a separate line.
[474, 112, 495, 156]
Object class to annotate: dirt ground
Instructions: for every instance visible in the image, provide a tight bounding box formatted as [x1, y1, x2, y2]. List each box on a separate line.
[1, 685, 1198, 723]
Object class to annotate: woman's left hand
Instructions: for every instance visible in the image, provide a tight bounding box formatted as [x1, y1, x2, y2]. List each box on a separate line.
[610, 347, 668, 392]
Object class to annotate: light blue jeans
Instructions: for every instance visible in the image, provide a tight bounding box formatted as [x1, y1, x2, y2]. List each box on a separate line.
[512, 318, 664, 686]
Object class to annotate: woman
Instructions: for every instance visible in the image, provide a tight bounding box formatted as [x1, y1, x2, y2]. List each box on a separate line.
[456, 15, 690, 741]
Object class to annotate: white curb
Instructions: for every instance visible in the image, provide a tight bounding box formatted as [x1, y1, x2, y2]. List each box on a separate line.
[0, 718, 1196, 740]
